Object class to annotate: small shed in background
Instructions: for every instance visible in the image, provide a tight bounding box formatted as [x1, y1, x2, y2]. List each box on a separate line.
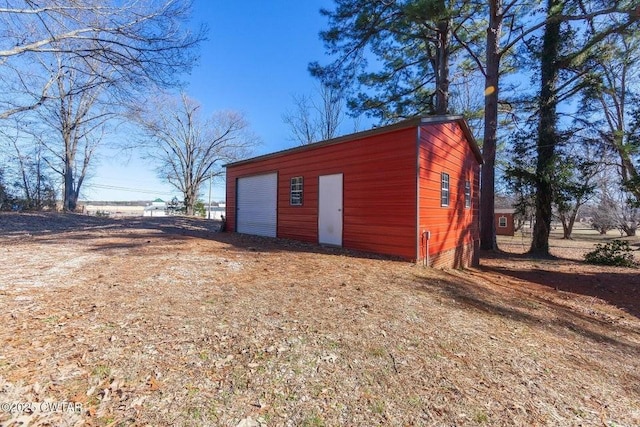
[495, 208, 515, 236]
[143, 198, 167, 217]
[225, 116, 483, 268]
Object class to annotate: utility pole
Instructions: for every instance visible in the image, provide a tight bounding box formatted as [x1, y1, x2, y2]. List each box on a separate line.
[207, 174, 212, 220]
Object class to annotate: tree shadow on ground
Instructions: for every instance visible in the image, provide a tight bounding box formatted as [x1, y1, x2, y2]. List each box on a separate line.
[408, 269, 640, 353]
[0, 212, 404, 262]
[479, 250, 640, 319]
[0, 212, 126, 235]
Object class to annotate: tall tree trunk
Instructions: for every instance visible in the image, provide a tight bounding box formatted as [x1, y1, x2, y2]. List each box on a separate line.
[63, 159, 77, 212]
[435, 15, 450, 115]
[35, 147, 42, 209]
[480, 0, 502, 251]
[184, 190, 195, 216]
[618, 141, 640, 201]
[531, 0, 562, 256]
[62, 130, 82, 212]
[560, 211, 577, 239]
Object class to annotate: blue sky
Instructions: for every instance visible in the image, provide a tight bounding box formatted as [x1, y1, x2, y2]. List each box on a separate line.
[87, 0, 343, 202]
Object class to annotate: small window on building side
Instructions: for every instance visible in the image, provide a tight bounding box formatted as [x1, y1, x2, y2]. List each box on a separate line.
[498, 216, 507, 228]
[441, 173, 450, 207]
[290, 176, 303, 206]
[464, 180, 471, 208]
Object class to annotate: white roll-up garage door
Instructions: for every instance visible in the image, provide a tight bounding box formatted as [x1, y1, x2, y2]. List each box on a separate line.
[236, 173, 277, 237]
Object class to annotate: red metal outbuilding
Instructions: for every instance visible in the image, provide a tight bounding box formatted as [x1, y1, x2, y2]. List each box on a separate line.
[495, 209, 516, 236]
[225, 116, 483, 268]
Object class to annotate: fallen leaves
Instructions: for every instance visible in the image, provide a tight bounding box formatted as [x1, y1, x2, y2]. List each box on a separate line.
[147, 377, 161, 392]
[0, 214, 639, 426]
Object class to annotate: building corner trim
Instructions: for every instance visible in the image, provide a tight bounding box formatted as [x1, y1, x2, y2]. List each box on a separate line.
[415, 126, 421, 264]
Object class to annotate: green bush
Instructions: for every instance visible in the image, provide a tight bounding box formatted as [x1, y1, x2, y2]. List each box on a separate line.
[194, 200, 206, 217]
[584, 240, 638, 268]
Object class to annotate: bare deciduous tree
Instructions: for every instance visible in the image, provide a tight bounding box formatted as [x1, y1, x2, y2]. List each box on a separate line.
[0, 121, 57, 210]
[282, 85, 345, 145]
[590, 195, 619, 235]
[134, 93, 259, 215]
[577, 30, 640, 202]
[618, 201, 639, 237]
[0, 0, 205, 119]
[0, 168, 11, 210]
[30, 54, 116, 211]
[591, 179, 639, 237]
[282, 94, 317, 145]
[0, 0, 204, 210]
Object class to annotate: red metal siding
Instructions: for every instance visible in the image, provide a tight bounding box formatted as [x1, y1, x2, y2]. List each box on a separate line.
[226, 127, 418, 259]
[418, 122, 480, 266]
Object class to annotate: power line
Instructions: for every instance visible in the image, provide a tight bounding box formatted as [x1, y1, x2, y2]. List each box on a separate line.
[88, 183, 226, 200]
[89, 183, 176, 196]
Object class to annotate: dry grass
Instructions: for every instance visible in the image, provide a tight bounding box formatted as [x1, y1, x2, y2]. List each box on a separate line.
[0, 213, 639, 426]
[498, 223, 640, 261]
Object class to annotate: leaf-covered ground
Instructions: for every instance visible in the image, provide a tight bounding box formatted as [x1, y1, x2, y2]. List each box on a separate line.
[0, 213, 639, 426]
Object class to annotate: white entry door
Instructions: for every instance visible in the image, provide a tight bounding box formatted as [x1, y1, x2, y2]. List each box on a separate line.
[318, 173, 343, 246]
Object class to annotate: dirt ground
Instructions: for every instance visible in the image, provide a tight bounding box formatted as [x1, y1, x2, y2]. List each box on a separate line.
[0, 213, 639, 427]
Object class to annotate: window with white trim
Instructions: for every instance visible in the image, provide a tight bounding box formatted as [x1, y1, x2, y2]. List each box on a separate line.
[290, 176, 303, 206]
[464, 180, 471, 208]
[498, 216, 507, 228]
[441, 173, 450, 207]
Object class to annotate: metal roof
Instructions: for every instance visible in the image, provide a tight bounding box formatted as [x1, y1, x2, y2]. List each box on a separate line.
[224, 115, 483, 168]
[495, 208, 516, 214]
